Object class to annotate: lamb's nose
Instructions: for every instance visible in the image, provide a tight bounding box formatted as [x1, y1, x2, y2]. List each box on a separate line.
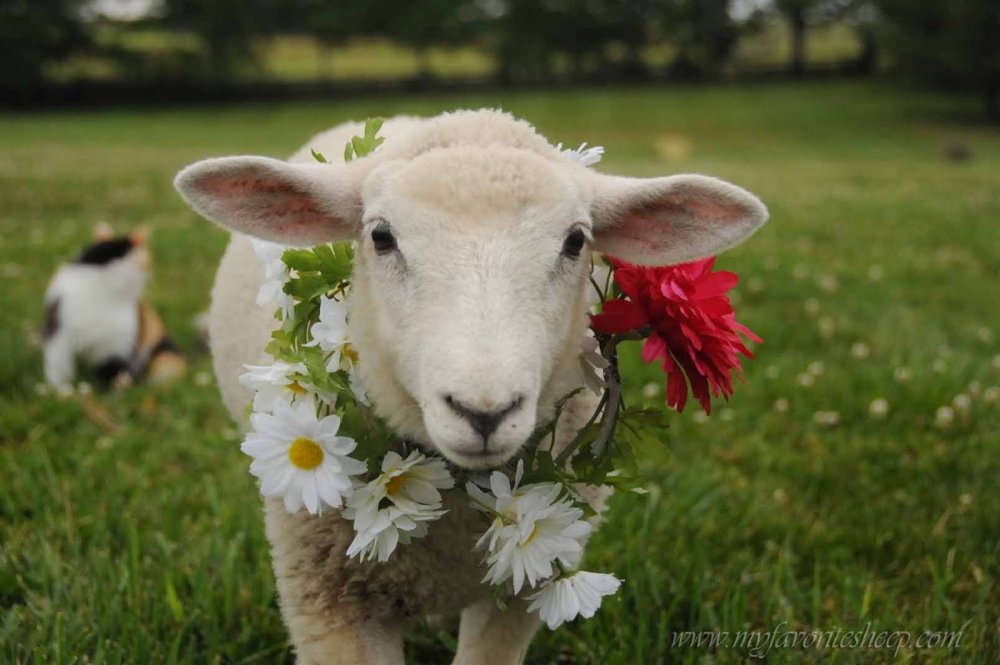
[443, 393, 524, 443]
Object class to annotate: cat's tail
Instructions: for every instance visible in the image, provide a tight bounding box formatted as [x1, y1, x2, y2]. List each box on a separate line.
[133, 302, 187, 384]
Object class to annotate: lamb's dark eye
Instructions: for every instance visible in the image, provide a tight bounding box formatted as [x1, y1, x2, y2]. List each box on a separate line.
[371, 222, 397, 254]
[562, 228, 586, 258]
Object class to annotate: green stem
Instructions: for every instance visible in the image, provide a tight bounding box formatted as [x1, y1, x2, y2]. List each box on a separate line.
[554, 391, 608, 467]
[555, 328, 647, 466]
[589, 274, 606, 303]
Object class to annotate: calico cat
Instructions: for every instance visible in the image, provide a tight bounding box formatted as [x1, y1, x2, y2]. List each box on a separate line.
[42, 225, 186, 389]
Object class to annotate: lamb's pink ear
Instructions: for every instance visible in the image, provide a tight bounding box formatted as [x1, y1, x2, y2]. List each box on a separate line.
[589, 173, 768, 266]
[173, 157, 363, 246]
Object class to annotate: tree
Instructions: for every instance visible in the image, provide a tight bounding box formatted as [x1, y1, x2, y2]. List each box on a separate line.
[774, 0, 823, 75]
[295, 0, 377, 80]
[161, 0, 270, 78]
[813, 0, 878, 74]
[876, 0, 1000, 119]
[379, 0, 482, 80]
[594, 0, 659, 80]
[491, 0, 563, 83]
[661, 0, 743, 77]
[0, 0, 88, 94]
[490, 0, 657, 84]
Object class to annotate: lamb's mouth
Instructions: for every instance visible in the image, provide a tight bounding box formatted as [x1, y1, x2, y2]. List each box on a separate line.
[440, 446, 518, 471]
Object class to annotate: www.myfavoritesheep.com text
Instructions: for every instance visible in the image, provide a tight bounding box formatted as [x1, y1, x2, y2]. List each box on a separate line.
[671, 621, 963, 658]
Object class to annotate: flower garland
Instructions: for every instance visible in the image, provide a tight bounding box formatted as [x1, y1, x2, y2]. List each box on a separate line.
[237, 119, 761, 629]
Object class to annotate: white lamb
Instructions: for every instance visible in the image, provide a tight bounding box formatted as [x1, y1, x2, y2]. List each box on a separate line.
[174, 109, 767, 664]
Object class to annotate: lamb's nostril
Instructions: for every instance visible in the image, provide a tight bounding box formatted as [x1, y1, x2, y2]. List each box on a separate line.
[443, 393, 524, 443]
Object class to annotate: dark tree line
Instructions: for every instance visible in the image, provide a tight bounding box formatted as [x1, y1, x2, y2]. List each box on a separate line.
[3, 0, 999, 118]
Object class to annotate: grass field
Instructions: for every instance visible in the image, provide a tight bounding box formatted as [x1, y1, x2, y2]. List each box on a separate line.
[1, 82, 998, 663]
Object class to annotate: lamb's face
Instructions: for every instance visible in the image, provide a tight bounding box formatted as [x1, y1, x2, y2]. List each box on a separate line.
[174, 111, 769, 470]
[352, 148, 592, 468]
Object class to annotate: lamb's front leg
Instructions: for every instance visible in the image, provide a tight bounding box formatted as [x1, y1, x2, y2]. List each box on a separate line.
[264, 500, 405, 665]
[453, 598, 541, 665]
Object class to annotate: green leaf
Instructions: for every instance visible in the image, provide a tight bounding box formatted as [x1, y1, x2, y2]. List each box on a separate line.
[280, 249, 322, 272]
[351, 137, 367, 159]
[310, 148, 328, 163]
[364, 117, 384, 138]
[341, 119, 385, 162]
[316, 242, 354, 282]
[284, 274, 328, 301]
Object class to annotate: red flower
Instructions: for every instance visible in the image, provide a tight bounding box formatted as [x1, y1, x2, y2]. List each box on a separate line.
[590, 257, 761, 414]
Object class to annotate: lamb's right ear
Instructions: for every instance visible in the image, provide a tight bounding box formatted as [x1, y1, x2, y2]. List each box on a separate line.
[173, 157, 363, 246]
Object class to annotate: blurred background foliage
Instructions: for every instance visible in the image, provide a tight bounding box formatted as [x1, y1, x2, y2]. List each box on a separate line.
[2, 0, 998, 119]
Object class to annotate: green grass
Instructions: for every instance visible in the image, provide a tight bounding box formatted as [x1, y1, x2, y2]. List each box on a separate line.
[1, 81, 998, 663]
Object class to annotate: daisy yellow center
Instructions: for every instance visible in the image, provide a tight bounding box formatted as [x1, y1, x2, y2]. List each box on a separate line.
[287, 382, 309, 395]
[343, 342, 359, 364]
[288, 437, 324, 470]
[384, 472, 409, 496]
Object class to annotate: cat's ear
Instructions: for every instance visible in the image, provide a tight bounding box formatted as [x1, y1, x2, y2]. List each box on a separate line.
[93, 222, 114, 240]
[130, 226, 150, 246]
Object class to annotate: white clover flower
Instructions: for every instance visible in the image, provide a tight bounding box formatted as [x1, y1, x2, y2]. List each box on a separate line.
[251, 238, 295, 319]
[818, 275, 839, 293]
[579, 332, 608, 395]
[868, 398, 889, 419]
[557, 142, 604, 167]
[935, 405, 955, 429]
[526, 571, 621, 629]
[468, 463, 592, 594]
[343, 450, 454, 562]
[952, 393, 972, 414]
[851, 342, 871, 360]
[239, 360, 316, 412]
[813, 410, 841, 427]
[241, 400, 367, 515]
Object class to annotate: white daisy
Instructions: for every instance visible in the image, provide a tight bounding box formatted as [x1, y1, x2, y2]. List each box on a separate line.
[557, 142, 605, 167]
[527, 571, 621, 629]
[579, 332, 608, 395]
[343, 450, 454, 562]
[239, 360, 315, 412]
[468, 463, 593, 593]
[241, 399, 367, 515]
[251, 238, 295, 319]
[306, 296, 353, 369]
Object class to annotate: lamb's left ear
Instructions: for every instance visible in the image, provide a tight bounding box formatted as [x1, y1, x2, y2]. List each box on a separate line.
[589, 173, 768, 266]
[174, 156, 364, 246]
